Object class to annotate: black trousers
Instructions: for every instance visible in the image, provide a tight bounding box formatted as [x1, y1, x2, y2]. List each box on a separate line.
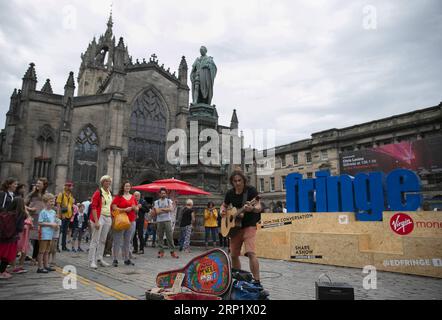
[60, 218, 71, 249]
[133, 220, 145, 252]
[218, 232, 229, 247]
[32, 240, 40, 259]
[0, 260, 8, 273]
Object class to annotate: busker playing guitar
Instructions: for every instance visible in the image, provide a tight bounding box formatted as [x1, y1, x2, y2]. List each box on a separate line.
[221, 170, 262, 285]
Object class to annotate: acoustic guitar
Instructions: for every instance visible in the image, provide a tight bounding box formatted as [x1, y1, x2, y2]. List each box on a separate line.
[220, 196, 260, 238]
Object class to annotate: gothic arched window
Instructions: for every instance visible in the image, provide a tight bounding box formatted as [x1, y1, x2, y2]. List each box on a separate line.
[73, 125, 98, 183]
[128, 89, 167, 165]
[33, 124, 55, 181]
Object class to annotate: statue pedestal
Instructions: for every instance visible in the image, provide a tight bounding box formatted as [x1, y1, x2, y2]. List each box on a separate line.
[189, 103, 218, 126]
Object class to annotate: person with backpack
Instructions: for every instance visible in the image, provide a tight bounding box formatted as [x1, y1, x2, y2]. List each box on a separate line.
[56, 182, 75, 252]
[154, 188, 179, 259]
[88, 175, 113, 269]
[0, 197, 26, 280]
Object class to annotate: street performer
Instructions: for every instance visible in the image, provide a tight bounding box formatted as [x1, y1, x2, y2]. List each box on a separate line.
[221, 169, 262, 284]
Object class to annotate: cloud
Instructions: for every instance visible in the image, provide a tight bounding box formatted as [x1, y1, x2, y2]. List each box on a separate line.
[0, 0, 440, 148]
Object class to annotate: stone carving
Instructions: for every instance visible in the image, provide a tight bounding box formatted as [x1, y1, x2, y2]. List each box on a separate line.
[190, 46, 217, 105]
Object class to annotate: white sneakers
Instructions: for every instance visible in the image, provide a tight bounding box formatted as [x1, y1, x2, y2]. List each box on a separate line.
[90, 260, 110, 269]
[98, 260, 110, 267]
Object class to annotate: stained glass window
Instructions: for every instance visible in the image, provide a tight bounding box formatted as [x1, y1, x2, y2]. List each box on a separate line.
[73, 125, 98, 183]
[128, 89, 167, 165]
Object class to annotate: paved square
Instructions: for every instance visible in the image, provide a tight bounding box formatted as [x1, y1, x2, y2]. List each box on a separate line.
[1, 243, 441, 300]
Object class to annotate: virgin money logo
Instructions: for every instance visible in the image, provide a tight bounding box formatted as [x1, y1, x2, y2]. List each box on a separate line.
[390, 213, 414, 236]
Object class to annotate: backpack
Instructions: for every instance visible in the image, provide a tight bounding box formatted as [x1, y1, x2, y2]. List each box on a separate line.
[230, 269, 270, 301]
[231, 280, 269, 300]
[0, 211, 17, 240]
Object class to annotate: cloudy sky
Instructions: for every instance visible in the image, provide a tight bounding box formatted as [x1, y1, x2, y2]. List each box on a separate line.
[0, 0, 441, 147]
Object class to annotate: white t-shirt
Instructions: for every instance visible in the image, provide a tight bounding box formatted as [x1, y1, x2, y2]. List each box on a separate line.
[82, 200, 91, 215]
[154, 198, 172, 223]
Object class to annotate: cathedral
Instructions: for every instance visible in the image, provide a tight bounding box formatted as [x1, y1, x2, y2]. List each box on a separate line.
[0, 14, 241, 202]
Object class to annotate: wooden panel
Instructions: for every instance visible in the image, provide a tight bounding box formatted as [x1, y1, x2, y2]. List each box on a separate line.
[256, 212, 442, 278]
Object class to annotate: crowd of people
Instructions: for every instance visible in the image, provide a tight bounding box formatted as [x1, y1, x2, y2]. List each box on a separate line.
[0, 170, 262, 284]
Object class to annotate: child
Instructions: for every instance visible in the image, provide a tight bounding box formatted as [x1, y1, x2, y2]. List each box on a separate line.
[11, 211, 33, 274]
[37, 193, 58, 274]
[49, 213, 62, 267]
[72, 204, 88, 252]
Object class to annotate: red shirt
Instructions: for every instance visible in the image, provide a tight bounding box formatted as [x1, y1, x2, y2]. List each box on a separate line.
[111, 195, 138, 222]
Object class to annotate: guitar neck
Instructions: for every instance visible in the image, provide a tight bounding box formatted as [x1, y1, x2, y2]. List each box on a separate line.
[234, 198, 259, 217]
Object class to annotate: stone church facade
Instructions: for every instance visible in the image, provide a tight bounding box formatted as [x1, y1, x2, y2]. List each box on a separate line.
[0, 14, 240, 202]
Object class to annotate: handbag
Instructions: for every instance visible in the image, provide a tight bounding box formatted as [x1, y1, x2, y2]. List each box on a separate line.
[112, 210, 131, 231]
[60, 193, 69, 215]
[0, 211, 17, 240]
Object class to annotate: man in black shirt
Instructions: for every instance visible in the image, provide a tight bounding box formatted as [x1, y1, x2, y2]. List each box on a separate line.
[133, 191, 149, 254]
[221, 170, 262, 282]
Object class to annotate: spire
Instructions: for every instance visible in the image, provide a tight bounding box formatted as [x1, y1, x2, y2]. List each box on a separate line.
[21, 62, 37, 94]
[65, 72, 75, 89]
[23, 62, 37, 81]
[108, 5, 113, 28]
[230, 109, 239, 129]
[117, 36, 125, 48]
[64, 72, 75, 100]
[179, 56, 188, 70]
[41, 79, 53, 94]
[10, 89, 18, 99]
[105, 7, 113, 39]
[178, 56, 188, 85]
[114, 37, 126, 70]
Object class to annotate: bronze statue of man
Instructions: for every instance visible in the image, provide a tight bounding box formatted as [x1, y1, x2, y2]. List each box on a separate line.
[190, 46, 217, 105]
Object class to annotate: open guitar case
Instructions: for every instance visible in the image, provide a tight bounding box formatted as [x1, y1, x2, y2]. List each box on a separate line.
[146, 249, 234, 300]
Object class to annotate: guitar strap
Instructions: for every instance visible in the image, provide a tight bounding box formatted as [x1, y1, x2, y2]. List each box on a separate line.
[241, 188, 248, 208]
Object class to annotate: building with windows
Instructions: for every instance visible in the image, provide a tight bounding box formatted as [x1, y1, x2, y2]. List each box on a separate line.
[249, 104, 442, 211]
[0, 14, 239, 201]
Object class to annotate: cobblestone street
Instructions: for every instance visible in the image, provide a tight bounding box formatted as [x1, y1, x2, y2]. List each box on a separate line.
[1, 243, 441, 300]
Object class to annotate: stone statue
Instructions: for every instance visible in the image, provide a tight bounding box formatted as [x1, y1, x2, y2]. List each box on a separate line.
[190, 46, 217, 105]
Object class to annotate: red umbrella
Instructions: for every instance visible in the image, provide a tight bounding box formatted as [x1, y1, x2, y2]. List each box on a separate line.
[153, 178, 191, 185]
[132, 178, 211, 196]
